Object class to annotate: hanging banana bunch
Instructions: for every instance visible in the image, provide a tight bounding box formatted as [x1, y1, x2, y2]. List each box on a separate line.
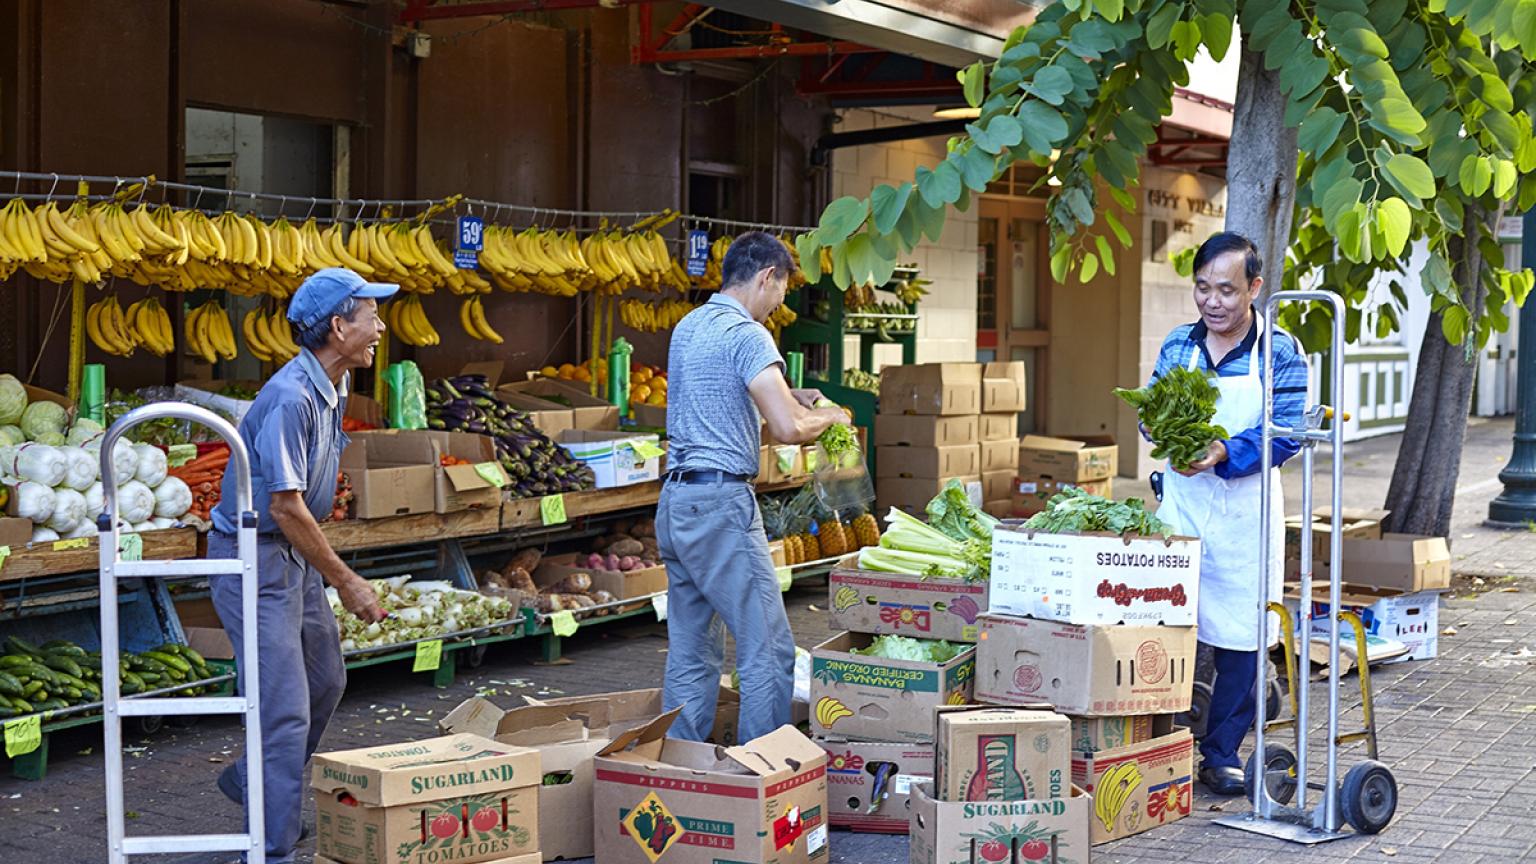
[241, 303, 301, 365]
[184, 300, 239, 365]
[765, 302, 798, 339]
[458, 295, 504, 343]
[619, 297, 696, 334]
[691, 235, 732, 291]
[85, 293, 138, 358]
[383, 293, 439, 347]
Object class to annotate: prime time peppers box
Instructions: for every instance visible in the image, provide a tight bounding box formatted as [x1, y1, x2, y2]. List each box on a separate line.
[828, 559, 988, 643]
[1072, 721, 1194, 844]
[311, 733, 540, 864]
[818, 737, 934, 833]
[989, 525, 1201, 627]
[593, 711, 830, 864]
[810, 631, 975, 743]
[908, 781, 1092, 864]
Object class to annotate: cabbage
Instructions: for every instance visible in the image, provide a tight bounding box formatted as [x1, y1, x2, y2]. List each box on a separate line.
[852, 634, 964, 664]
[0, 375, 24, 426]
[131, 520, 156, 532]
[61, 521, 95, 540]
[59, 446, 98, 490]
[30, 526, 59, 543]
[152, 476, 192, 519]
[20, 400, 67, 441]
[67, 419, 103, 446]
[0, 426, 24, 447]
[31, 431, 66, 446]
[2, 443, 66, 487]
[133, 443, 168, 486]
[46, 488, 86, 533]
[85, 437, 137, 483]
[149, 516, 177, 530]
[13, 481, 56, 523]
[118, 480, 156, 523]
[84, 481, 105, 518]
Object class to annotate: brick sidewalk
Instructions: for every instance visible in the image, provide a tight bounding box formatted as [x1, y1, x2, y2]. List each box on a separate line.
[3, 419, 1534, 863]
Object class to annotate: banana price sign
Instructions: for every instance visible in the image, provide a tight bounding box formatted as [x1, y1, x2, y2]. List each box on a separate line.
[454, 215, 484, 270]
[686, 230, 709, 277]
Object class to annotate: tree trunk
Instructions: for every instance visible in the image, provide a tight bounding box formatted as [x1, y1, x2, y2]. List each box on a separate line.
[1383, 207, 1495, 536]
[1224, 48, 1297, 298]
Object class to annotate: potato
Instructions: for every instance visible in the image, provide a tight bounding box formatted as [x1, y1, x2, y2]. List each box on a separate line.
[505, 566, 538, 595]
[603, 537, 645, 558]
[542, 572, 593, 594]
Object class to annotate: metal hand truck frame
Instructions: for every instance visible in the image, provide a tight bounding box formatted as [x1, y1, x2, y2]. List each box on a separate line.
[1215, 291, 1398, 843]
[99, 404, 266, 863]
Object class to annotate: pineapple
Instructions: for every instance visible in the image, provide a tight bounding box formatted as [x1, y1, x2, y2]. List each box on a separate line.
[800, 532, 821, 561]
[818, 519, 849, 558]
[851, 512, 880, 549]
[784, 534, 803, 565]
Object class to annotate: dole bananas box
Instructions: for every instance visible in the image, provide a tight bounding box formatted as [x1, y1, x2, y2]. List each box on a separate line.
[311, 733, 540, 864]
[817, 737, 934, 833]
[1071, 721, 1193, 845]
[593, 710, 830, 864]
[909, 781, 1092, 864]
[810, 632, 976, 743]
[934, 706, 1070, 803]
[828, 557, 988, 643]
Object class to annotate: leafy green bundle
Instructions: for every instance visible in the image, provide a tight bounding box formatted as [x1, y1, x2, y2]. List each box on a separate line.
[1021, 486, 1171, 537]
[852, 634, 965, 663]
[1114, 367, 1228, 471]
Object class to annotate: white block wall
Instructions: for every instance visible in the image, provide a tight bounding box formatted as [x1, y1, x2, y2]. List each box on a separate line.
[831, 107, 980, 365]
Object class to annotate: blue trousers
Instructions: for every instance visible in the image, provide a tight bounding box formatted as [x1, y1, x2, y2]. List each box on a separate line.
[657, 480, 796, 743]
[209, 532, 347, 863]
[1201, 642, 1258, 770]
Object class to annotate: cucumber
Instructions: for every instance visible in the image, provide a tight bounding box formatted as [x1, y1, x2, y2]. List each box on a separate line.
[42, 655, 83, 678]
[34, 698, 67, 711]
[5, 636, 44, 658]
[60, 686, 83, 701]
[7, 697, 32, 713]
[166, 644, 207, 666]
[0, 705, 17, 718]
[0, 655, 31, 669]
[144, 652, 191, 674]
[21, 680, 44, 698]
[0, 672, 22, 697]
[121, 672, 146, 694]
[79, 681, 101, 699]
[42, 641, 87, 658]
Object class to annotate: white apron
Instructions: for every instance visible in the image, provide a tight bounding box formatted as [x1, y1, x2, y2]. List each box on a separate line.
[1156, 321, 1285, 651]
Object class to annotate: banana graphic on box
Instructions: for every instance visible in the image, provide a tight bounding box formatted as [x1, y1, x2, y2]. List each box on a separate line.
[832, 586, 859, 613]
[1094, 761, 1144, 832]
[815, 697, 853, 728]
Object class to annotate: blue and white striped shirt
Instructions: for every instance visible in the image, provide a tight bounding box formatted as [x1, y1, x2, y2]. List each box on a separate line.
[1148, 312, 1308, 480]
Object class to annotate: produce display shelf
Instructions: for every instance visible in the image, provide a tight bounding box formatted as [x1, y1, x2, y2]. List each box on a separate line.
[0, 528, 199, 583]
[340, 619, 525, 688]
[321, 506, 501, 554]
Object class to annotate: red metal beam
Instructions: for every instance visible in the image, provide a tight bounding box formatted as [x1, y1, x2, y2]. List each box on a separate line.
[399, 0, 650, 24]
[631, 1, 879, 64]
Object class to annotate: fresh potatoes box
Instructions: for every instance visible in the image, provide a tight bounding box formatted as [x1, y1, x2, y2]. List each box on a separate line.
[990, 526, 1201, 627]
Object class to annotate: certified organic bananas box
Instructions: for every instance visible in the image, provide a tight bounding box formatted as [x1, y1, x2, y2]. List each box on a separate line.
[1072, 722, 1194, 845]
[810, 632, 976, 743]
[828, 558, 988, 643]
[909, 781, 1091, 864]
[934, 706, 1070, 803]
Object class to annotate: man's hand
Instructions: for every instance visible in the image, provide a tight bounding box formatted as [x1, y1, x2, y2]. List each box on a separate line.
[338, 576, 387, 623]
[790, 388, 824, 409]
[1174, 439, 1228, 476]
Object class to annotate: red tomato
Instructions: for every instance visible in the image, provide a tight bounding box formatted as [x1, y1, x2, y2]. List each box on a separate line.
[978, 840, 1010, 862]
[430, 813, 460, 839]
[471, 806, 500, 833]
[1020, 839, 1050, 861]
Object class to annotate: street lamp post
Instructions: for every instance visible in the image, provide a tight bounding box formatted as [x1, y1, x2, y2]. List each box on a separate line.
[1488, 207, 1536, 527]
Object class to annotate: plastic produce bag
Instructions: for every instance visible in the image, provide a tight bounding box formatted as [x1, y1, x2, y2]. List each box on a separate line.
[388, 361, 427, 430]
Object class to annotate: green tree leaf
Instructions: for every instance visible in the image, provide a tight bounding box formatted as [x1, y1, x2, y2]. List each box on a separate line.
[1201, 13, 1234, 61]
[987, 114, 1025, 150]
[960, 147, 996, 192]
[870, 183, 914, 235]
[1382, 153, 1436, 201]
[1474, 72, 1515, 112]
[1095, 233, 1117, 276]
[1298, 108, 1348, 157]
[1105, 209, 1132, 247]
[1321, 177, 1364, 229]
[1493, 158, 1518, 197]
[916, 198, 947, 244]
[960, 62, 986, 108]
[1050, 242, 1072, 282]
[1434, 197, 1464, 233]
[1063, 187, 1095, 225]
[1459, 154, 1493, 196]
[1146, 3, 1180, 48]
[1017, 101, 1069, 153]
[1079, 249, 1100, 283]
[1096, 0, 1126, 23]
[817, 197, 869, 246]
[844, 233, 878, 287]
[794, 231, 822, 282]
[966, 122, 1003, 155]
[916, 163, 961, 208]
[1027, 66, 1075, 106]
[1440, 304, 1470, 344]
[1376, 197, 1412, 257]
[1337, 206, 1365, 261]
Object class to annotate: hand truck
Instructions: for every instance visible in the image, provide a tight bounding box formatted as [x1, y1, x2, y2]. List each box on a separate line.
[1215, 291, 1398, 843]
[98, 404, 266, 863]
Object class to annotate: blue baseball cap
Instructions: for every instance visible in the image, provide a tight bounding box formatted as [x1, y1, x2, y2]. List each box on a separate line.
[288, 268, 399, 329]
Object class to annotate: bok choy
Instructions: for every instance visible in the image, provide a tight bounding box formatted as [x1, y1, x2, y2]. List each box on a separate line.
[858, 507, 992, 582]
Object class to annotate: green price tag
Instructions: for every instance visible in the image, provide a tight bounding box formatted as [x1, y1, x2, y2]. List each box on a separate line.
[0, 545, 9, 573]
[5, 713, 41, 758]
[541, 494, 567, 526]
[52, 537, 91, 551]
[776, 566, 793, 593]
[804, 450, 820, 472]
[166, 444, 198, 468]
[413, 639, 443, 673]
[473, 461, 507, 488]
[774, 445, 799, 473]
[550, 610, 578, 637]
[651, 594, 668, 621]
[119, 533, 143, 562]
[630, 439, 666, 461]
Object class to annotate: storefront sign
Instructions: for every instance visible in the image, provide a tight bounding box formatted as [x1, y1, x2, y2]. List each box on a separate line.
[686, 229, 709, 277]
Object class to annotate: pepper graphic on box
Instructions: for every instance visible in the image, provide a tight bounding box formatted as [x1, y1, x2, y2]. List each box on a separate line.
[392, 791, 530, 864]
[621, 791, 687, 862]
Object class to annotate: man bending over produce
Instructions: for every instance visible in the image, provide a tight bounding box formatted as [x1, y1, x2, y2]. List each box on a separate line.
[660, 232, 847, 741]
[207, 268, 391, 862]
[1137, 232, 1306, 796]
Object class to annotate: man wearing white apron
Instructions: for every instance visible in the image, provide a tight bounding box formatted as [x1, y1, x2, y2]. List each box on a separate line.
[1145, 233, 1308, 796]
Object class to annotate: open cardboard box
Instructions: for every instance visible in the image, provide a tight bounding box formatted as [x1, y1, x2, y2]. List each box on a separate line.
[428, 430, 509, 513]
[980, 361, 1026, 413]
[876, 475, 982, 516]
[809, 631, 976, 743]
[818, 737, 933, 833]
[1018, 434, 1118, 482]
[909, 781, 1092, 864]
[990, 525, 1201, 626]
[555, 430, 663, 488]
[878, 363, 982, 416]
[534, 552, 666, 601]
[506, 378, 620, 431]
[525, 686, 742, 746]
[1010, 476, 1113, 518]
[827, 557, 987, 643]
[339, 430, 438, 519]
[1292, 583, 1442, 662]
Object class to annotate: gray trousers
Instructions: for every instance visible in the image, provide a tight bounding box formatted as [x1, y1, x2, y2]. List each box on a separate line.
[209, 532, 347, 863]
[657, 480, 795, 742]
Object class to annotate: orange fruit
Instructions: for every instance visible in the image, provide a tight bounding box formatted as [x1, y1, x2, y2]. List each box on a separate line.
[573, 367, 591, 382]
[646, 392, 667, 406]
[632, 384, 652, 402]
[633, 368, 652, 384]
[540, 365, 558, 378]
[557, 363, 576, 377]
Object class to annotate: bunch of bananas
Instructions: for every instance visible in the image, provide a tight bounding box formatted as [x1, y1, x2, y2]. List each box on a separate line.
[458, 295, 503, 344]
[478, 226, 687, 297]
[619, 298, 695, 333]
[693, 235, 732, 290]
[184, 301, 239, 365]
[765, 302, 798, 336]
[384, 294, 440, 347]
[241, 305, 301, 364]
[346, 221, 493, 296]
[1094, 762, 1144, 831]
[86, 293, 174, 358]
[814, 696, 854, 728]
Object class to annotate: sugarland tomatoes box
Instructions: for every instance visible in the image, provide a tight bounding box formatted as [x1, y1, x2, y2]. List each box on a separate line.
[990, 526, 1201, 626]
[312, 733, 540, 864]
[593, 710, 830, 864]
[828, 558, 988, 643]
[817, 737, 934, 833]
[908, 781, 1091, 864]
[810, 631, 976, 743]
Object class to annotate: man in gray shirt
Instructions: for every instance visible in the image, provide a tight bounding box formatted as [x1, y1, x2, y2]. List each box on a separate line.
[660, 232, 846, 742]
[208, 268, 392, 863]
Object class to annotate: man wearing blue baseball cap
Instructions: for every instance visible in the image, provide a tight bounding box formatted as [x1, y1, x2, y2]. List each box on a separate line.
[207, 267, 397, 862]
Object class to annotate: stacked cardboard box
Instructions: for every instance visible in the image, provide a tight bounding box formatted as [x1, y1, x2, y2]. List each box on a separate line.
[972, 523, 1201, 845]
[874, 363, 984, 514]
[1010, 434, 1118, 518]
[979, 362, 1025, 518]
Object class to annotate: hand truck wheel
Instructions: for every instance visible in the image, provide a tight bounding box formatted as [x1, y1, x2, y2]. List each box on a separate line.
[465, 644, 488, 669]
[1265, 677, 1285, 722]
[1244, 743, 1297, 805]
[1340, 760, 1397, 834]
[1176, 679, 1213, 739]
[135, 715, 164, 735]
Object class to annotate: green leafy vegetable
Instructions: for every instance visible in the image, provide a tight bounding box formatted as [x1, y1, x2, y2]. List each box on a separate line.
[1114, 367, 1228, 471]
[925, 478, 999, 543]
[859, 507, 991, 582]
[852, 634, 964, 663]
[1021, 486, 1171, 537]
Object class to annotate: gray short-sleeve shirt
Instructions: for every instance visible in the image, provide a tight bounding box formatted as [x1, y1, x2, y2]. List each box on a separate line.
[211, 349, 349, 535]
[665, 294, 784, 475]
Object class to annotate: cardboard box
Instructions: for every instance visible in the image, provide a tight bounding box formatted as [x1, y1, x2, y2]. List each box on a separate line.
[22, 384, 71, 410]
[1018, 435, 1118, 482]
[975, 614, 1197, 716]
[876, 475, 982, 516]
[174, 379, 263, 427]
[496, 388, 577, 439]
[345, 392, 386, 429]
[629, 401, 666, 430]
[760, 443, 806, 484]
[978, 439, 1019, 474]
[828, 562, 989, 643]
[556, 430, 662, 488]
[878, 363, 982, 416]
[1336, 534, 1452, 592]
[990, 526, 1201, 627]
[592, 712, 830, 864]
[876, 445, 980, 480]
[311, 733, 541, 864]
[440, 699, 616, 861]
[0, 517, 31, 547]
[980, 362, 1027, 414]
[1072, 723, 1194, 844]
[1010, 477, 1113, 518]
[1069, 715, 1158, 753]
[983, 500, 1011, 519]
[428, 431, 509, 513]
[810, 631, 976, 743]
[978, 413, 1018, 443]
[534, 552, 667, 601]
[527, 686, 741, 746]
[909, 782, 1092, 864]
[818, 738, 933, 833]
[505, 379, 620, 431]
[874, 414, 979, 448]
[339, 430, 438, 519]
[1285, 507, 1388, 569]
[1300, 585, 1442, 661]
[934, 706, 1070, 803]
